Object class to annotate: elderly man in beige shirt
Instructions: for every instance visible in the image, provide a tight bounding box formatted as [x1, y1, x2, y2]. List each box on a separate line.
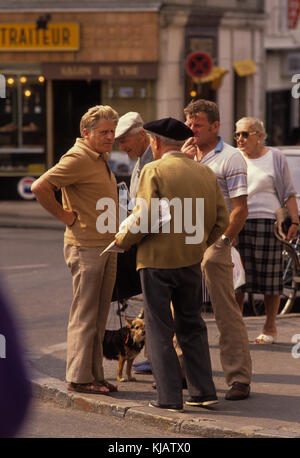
[115, 117, 229, 411]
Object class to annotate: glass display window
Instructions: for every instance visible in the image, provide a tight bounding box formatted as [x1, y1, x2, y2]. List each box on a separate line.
[0, 73, 46, 176]
[101, 79, 156, 123]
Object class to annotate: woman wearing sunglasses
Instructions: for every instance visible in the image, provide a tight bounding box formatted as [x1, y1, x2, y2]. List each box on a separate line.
[234, 117, 299, 344]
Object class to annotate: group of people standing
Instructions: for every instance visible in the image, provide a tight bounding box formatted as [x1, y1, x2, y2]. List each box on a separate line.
[31, 98, 299, 411]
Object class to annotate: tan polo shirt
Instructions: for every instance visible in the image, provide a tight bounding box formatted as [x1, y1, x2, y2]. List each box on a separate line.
[44, 138, 119, 246]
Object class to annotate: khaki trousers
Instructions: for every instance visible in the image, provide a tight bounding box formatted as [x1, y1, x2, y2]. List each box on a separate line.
[201, 239, 252, 385]
[175, 239, 252, 386]
[64, 245, 117, 383]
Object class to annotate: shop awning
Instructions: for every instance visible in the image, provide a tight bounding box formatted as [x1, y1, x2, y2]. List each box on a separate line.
[193, 66, 228, 90]
[234, 59, 257, 77]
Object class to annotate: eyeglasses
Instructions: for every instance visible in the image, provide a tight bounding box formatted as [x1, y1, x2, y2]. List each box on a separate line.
[234, 131, 258, 140]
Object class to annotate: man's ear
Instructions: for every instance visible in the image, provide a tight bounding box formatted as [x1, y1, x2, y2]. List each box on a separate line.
[212, 121, 220, 133]
[139, 129, 147, 140]
[153, 135, 160, 150]
[81, 128, 89, 140]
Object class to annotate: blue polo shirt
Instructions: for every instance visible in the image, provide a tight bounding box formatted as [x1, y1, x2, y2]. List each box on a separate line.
[199, 137, 248, 213]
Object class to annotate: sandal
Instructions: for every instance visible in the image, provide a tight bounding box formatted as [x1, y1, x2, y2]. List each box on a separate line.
[97, 380, 118, 392]
[255, 333, 276, 345]
[67, 382, 110, 395]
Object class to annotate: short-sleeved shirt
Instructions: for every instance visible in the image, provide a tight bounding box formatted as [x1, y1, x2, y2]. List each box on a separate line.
[43, 138, 118, 246]
[242, 149, 281, 219]
[199, 137, 248, 213]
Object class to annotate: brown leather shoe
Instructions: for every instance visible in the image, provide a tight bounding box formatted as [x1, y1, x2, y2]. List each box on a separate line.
[225, 382, 250, 400]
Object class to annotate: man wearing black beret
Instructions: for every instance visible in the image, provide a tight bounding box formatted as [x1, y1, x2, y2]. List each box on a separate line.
[115, 117, 229, 411]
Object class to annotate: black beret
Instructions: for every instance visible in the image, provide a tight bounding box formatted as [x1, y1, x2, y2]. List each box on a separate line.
[143, 117, 194, 141]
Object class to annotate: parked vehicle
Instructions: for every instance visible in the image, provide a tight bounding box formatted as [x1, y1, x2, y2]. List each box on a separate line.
[277, 146, 300, 212]
[108, 151, 136, 176]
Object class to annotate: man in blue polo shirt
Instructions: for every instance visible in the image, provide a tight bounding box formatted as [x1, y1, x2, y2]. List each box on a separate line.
[182, 99, 252, 401]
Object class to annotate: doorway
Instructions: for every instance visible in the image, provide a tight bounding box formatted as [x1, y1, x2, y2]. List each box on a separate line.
[266, 90, 291, 146]
[53, 80, 101, 162]
[234, 73, 247, 124]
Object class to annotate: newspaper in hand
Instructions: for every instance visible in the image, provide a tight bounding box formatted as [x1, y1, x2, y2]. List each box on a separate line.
[151, 198, 171, 232]
[100, 240, 125, 256]
[118, 198, 171, 234]
[100, 198, 171, 256]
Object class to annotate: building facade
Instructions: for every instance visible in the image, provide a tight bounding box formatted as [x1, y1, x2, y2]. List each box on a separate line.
[0, 0, 266, 198]
[265, 0, 300, 146]
[157, 0, 266, 142]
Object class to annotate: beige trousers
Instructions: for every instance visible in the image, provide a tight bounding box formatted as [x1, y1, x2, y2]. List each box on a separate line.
[201, 239, 252, 385]
[64, 245, 117, 383]
[175, 239, 252, 386]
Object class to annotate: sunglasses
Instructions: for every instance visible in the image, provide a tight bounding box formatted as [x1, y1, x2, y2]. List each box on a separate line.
[234, 131, 258, 140]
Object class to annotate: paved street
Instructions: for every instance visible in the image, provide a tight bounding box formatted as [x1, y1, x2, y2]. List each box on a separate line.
[0, 227, 70, 351]
[1, 205, 300, 439]
[17, 399, 197, 439]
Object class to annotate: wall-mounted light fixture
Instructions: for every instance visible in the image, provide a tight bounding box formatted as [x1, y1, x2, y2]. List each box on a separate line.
[36, 14, 51, 30]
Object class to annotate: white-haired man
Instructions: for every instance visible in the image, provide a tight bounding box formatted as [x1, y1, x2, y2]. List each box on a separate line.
[115, 112, 154, 375]
[115, 112, 153, 201]
[115, 117, 229, 411]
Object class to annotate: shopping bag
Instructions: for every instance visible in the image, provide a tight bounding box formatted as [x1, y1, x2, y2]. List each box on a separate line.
[231, 246, 246, 289]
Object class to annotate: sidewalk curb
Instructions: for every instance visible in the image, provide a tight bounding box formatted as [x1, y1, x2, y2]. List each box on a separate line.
[30, 367, 300, 439]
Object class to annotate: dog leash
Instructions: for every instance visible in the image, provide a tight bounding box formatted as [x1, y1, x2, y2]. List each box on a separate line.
[117, 300, 123, 330]
[115, 287, 124, 330]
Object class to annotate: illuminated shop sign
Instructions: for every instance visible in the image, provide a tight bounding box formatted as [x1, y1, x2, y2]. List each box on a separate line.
[0, 23, 79, 51]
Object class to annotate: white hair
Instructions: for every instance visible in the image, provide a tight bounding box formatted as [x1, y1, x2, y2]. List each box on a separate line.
[236, 117, 267, 142]
[147, 132, 186, 147]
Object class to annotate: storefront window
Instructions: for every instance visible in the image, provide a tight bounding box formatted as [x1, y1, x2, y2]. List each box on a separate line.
[0, 74, 46, 176]
[101, 80, 156, 123]
[266, 90, 291, 146]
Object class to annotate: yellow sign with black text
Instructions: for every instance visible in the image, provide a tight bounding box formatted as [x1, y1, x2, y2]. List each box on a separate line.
[0, 23, 79, 51]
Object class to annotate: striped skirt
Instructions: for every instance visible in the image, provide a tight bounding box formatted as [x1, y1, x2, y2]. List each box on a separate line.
[237, 219, 283, 295]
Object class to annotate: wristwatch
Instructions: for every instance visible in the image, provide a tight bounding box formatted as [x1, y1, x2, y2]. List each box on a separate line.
[221, 234, 231, 246]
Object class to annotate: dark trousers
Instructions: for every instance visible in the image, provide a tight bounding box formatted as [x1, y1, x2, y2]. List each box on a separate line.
[140, 264, 216, 406]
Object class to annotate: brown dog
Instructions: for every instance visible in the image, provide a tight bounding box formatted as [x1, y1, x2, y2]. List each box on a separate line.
[103, 317, 146, 382]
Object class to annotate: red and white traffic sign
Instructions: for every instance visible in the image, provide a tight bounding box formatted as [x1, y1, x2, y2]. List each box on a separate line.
[186, 51, 213, 79]
[17, 176, 36, 200]
[288, 0, 300, 29]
